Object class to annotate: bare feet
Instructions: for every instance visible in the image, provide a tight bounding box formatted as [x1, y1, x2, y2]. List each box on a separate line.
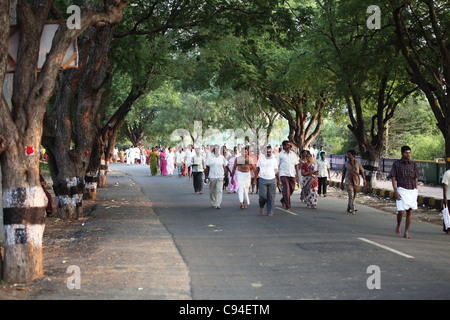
[259, 208, 264, 215]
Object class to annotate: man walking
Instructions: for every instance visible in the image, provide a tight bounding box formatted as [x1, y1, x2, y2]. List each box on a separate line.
[255, 145, 281, 216]
[230, 146, 256, 209]
[390, 146, 419, 239]
[204, 145, 229, 209]
[191, 148, 205, 194]
[317, 151, 331, 197]
[278, 140, 299, 211]
[341, 150, 366, 215]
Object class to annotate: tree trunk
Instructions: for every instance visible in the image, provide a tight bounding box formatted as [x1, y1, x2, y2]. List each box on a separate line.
[87, 82, 148, 191]
[0, 1, 127, 283]
[84, 170, 98, 200]
[392, 2, 450, 169]
[43, 26, 111, 216]
[268, 93, 325, 152]
[98, 158, 107, 188]
[2, 151, 46, 283]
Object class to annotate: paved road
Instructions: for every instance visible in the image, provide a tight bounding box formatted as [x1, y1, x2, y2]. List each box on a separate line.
[115, 163, 450, 300]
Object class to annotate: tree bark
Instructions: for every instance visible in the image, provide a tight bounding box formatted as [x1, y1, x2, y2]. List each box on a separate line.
[0, 0, 127, 283]
[43, 25, 113, 215]
[268, 93, 325, 152]
[86, 79, 148, 193]
[392, 1, 450, 169]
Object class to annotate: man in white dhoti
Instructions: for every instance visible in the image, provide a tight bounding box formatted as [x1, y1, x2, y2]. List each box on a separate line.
[390, 146, 419, 239]
[231, 146, 256, 209]
[126, 146, 133, 165]
[166, 147, 175, 176]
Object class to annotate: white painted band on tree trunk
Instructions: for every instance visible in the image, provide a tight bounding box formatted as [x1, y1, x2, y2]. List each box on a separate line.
[2, 186, 47, 208]
[70, 177, 79, 186]
[85, 182, 97, 189]
[71, 193, 82, 206]
[4, 224, 45, 246]
[56, 195, 69, 206]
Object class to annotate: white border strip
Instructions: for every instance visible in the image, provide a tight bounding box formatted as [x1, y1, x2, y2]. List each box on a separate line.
[358, 237, 414, 259]
[276, 206, 298, 216]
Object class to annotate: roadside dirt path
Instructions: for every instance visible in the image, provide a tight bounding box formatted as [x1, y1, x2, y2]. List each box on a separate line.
[0, 171, 191, 300]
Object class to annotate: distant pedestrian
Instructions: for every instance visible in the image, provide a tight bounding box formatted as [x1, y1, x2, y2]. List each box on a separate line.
[317, 151, 331, 197]
[341, 150, 366, 215]
[227, 147, 239, 193]
[119, 149, 124, 163]
[442, 167, 450, 232]
[298, 149, 308, 202]
[176, 148, 185, 177]
[278, 140, 299, 211]
[149, 147, 159, 176]
[255, 145, 281, 216]
[166, 147, 175, 176]
[390, 146, 419, 239]
[204, 145, 229, 209]
[113, 147, 118, 163]
[185, 145, 194, 179]
[301, 151, 319, 209]
[230, 146, 256, 209]
[191, 148, 206, 194]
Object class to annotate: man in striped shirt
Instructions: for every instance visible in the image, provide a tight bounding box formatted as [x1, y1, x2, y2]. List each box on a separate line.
[390, 146, 419, 239]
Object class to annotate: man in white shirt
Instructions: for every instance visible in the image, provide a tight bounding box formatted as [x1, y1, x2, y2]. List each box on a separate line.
[191, 148, 206, 194]
[176, 148, 185, 177]
[316, 151, 331, 197]
[255, 145, 281, 216]
[126, 146, 133, 165]
[204, 145, 229, 209]
[278, 140, 299, 210]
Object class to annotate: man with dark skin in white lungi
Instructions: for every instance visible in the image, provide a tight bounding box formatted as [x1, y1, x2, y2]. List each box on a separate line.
[390, 146, 419, 239]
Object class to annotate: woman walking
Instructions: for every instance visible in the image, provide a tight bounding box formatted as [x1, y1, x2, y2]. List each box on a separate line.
[298, 149, 308, 203]
[159, 148, 167, 176]
[301, 152, 319, 209]
[149, 147, 159, 176]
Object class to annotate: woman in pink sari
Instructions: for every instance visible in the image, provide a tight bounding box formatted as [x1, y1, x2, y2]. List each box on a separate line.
[301, 152, 319, 209]
[159, 148, 167, 176]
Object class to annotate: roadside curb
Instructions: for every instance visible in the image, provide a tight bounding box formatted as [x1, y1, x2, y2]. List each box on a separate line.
[328, 181, 443, 210]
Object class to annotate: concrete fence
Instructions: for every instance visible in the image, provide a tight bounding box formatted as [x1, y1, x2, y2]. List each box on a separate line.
[327, 155, 447, 185]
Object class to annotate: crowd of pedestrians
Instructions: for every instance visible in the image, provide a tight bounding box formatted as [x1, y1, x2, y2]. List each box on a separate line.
[115, 142, 431, 239]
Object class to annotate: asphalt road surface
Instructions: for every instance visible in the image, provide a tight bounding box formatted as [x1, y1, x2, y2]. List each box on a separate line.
[115, 163, 450, 300]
